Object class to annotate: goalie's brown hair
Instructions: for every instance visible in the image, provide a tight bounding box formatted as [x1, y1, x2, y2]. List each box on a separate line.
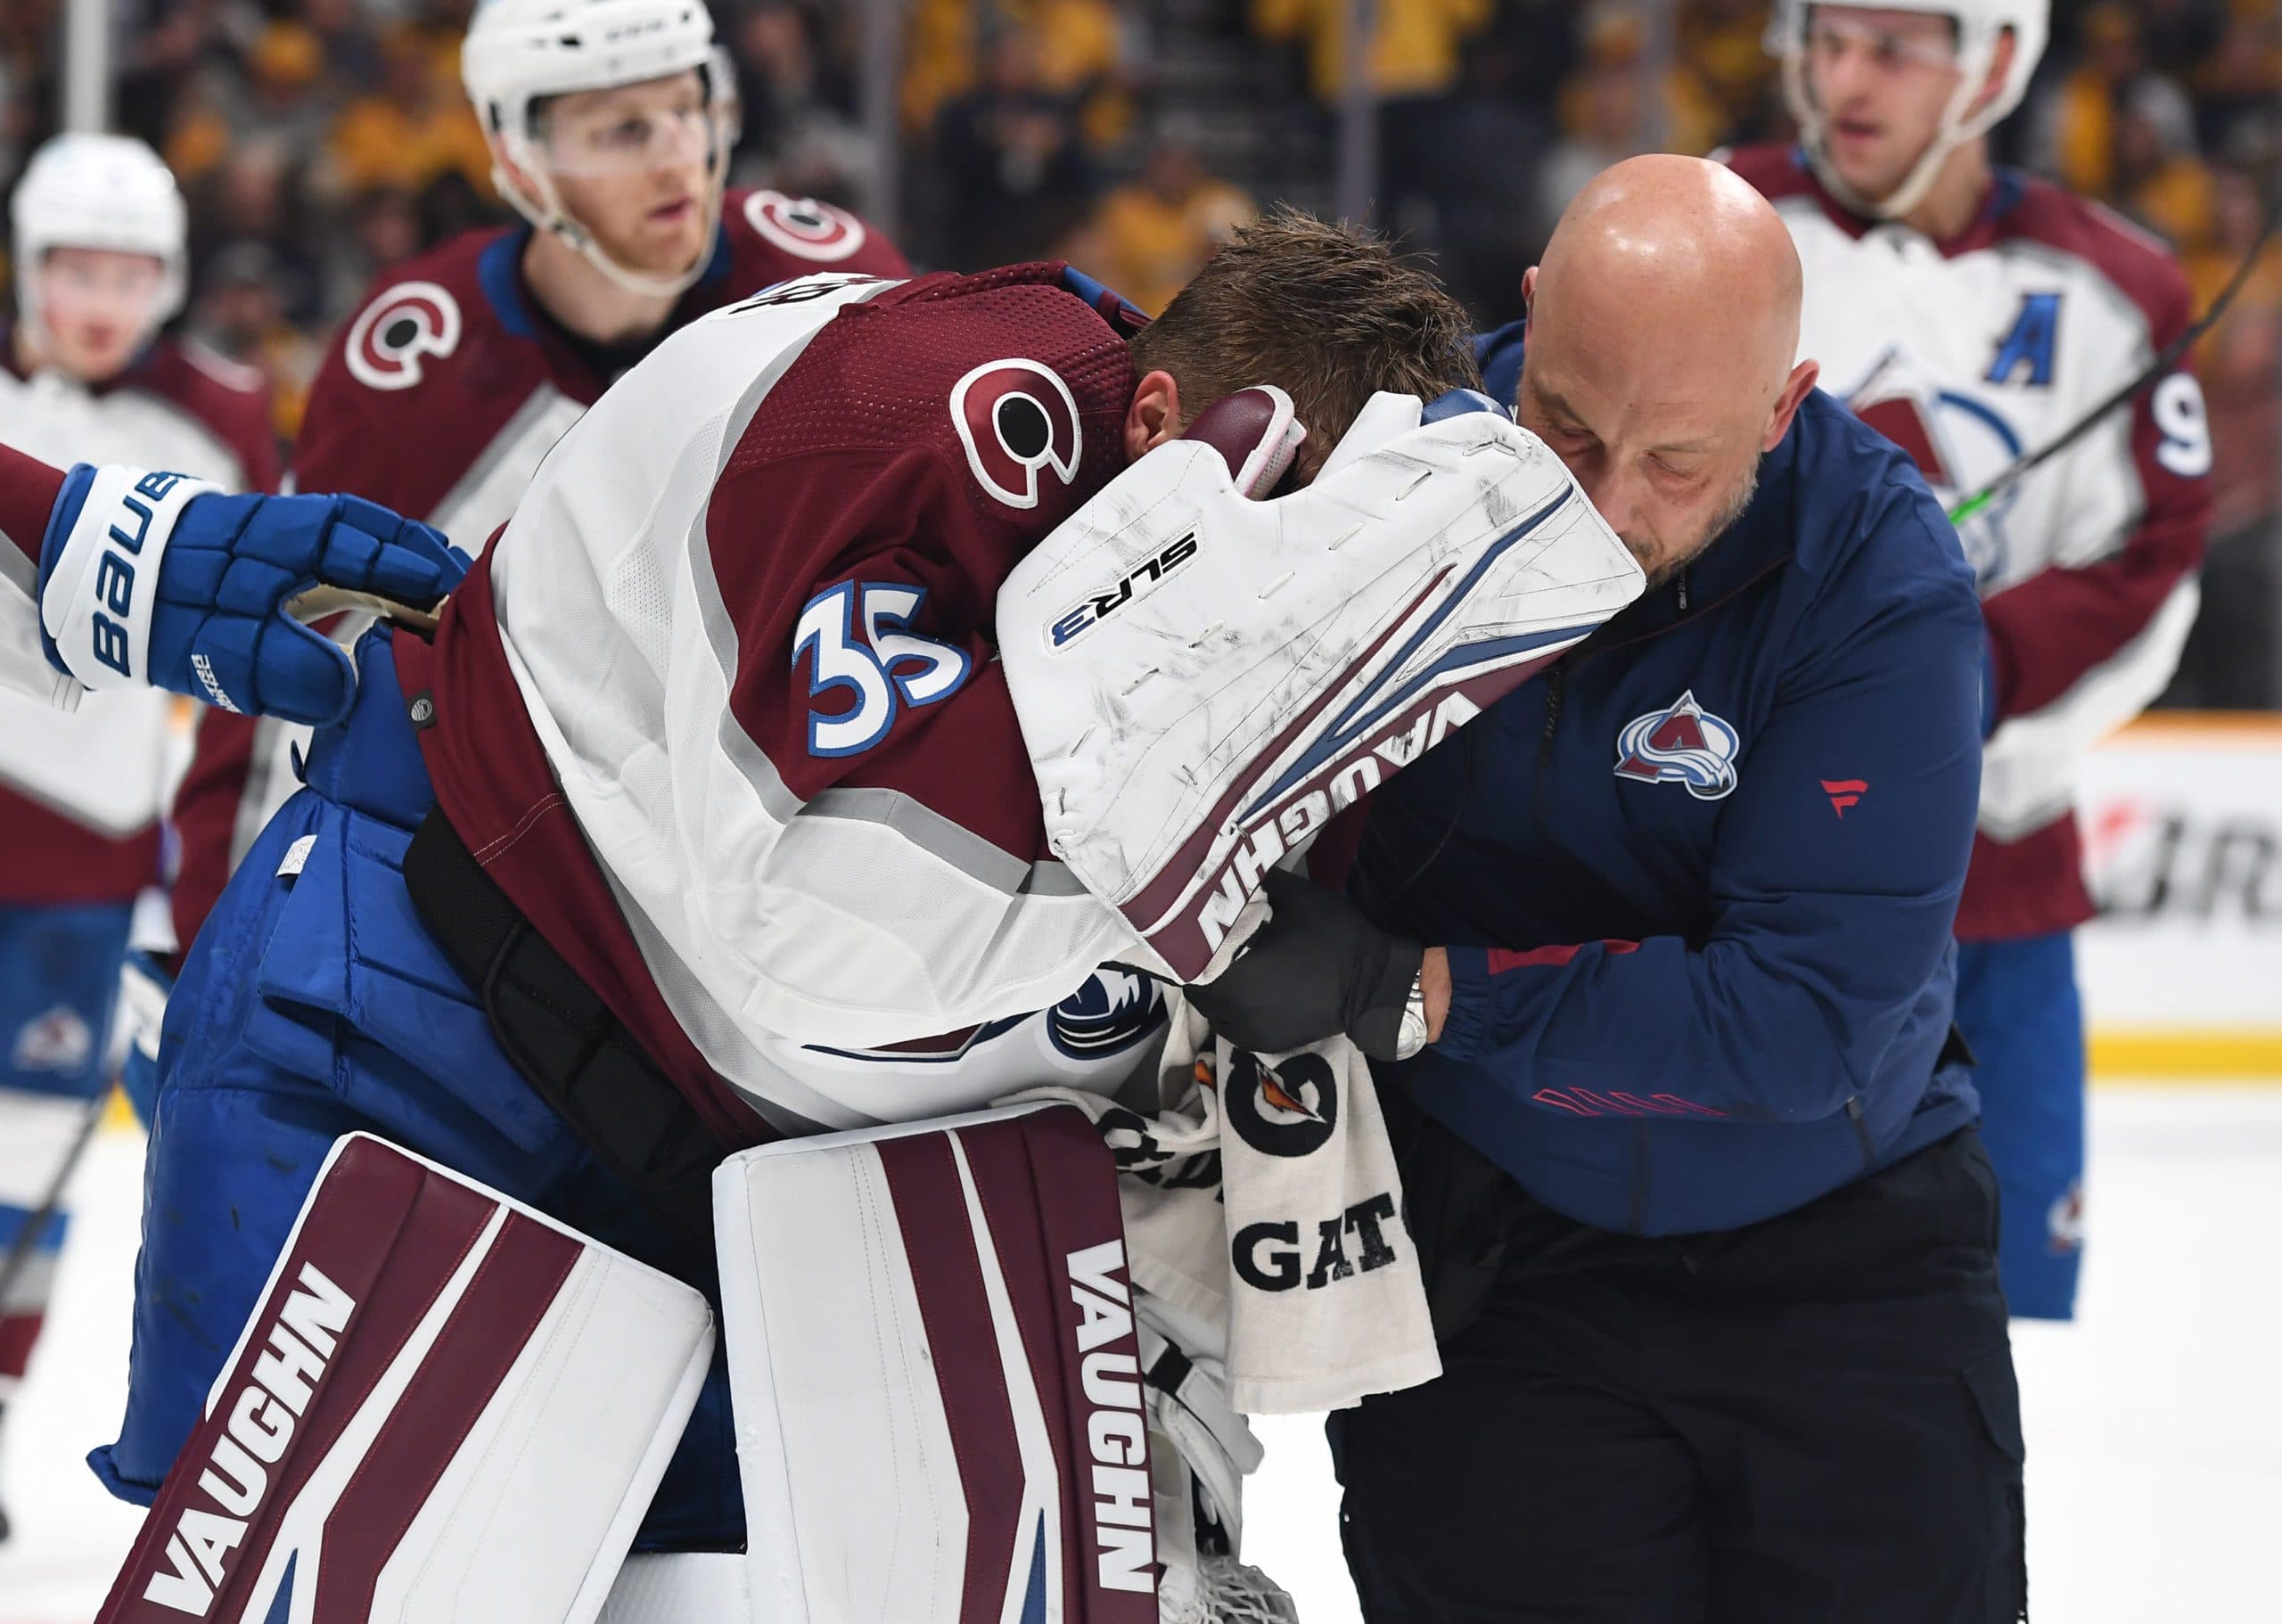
[1128, 208, 1482, 480]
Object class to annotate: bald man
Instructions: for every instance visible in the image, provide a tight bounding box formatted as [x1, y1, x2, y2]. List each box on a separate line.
[1191, 157, 2021, 1620]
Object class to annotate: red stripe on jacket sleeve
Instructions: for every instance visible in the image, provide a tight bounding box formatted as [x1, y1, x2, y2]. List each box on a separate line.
[1486, 939, 1640, 974]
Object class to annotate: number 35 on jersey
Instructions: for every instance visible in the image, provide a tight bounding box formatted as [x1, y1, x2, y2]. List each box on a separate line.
[793, 581, 972, 756]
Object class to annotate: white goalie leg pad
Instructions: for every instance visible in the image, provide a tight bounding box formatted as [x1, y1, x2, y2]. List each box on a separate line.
[997, 398, 1645, 981]
[718, 1102, 1184, 1624]
[99, 1132, 714, 1624]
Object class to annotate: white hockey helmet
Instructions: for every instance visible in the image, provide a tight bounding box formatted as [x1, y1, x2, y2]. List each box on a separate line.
[461, 0, 736, 299]
[10, 133, 189, 343]
[1768, 0, 2051, 220]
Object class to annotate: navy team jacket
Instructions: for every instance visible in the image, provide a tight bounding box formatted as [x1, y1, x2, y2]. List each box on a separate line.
[1350, 324, 1987, 1237]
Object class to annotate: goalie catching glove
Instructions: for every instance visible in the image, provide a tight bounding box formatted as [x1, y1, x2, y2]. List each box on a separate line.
[996, 386, 1643, 983]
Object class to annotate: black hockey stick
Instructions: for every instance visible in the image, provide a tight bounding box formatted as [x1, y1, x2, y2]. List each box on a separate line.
[0, 1087, 109, 1320]
[1948, 197, 2282, 526]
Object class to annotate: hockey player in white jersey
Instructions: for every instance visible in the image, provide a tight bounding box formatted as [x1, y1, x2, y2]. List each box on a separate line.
[94, 217, 1643, 1620]
[0, 135, 273, 1534]
[1732, 0, 2212, 1319]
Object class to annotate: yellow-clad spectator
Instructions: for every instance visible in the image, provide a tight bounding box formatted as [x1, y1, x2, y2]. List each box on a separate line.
[2033, 3, 2140, 201]
[1250, 0, 1490, 104]
[1086, 143, 1255, 315]
[1555, 7, 1723, 165]
[1679, 0, 1776, 136]
[1252, 0, 1490, 242]
[330, 28, 494, 199]
[167, 21, 331, 185]
[2111, 81, 2214, 252]
[902, 0, 981, 134]
[901, 0, 1129, 150]
[1027, 0, 1132, 149]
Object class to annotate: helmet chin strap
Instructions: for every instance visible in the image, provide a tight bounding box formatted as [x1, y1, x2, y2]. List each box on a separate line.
[492, 129, 727, 303]
[1784, 30, 1999, 226]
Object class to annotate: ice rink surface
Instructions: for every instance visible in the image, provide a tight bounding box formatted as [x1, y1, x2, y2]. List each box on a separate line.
[4, 1084, 2278, 1623]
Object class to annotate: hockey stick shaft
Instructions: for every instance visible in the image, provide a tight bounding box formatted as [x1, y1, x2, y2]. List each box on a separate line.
[1949, 201, 2282, 526]
[0, 1086, 109, 1317]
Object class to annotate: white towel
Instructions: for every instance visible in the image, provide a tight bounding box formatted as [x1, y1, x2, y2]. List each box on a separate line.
[1006, 996, 1441, 1415]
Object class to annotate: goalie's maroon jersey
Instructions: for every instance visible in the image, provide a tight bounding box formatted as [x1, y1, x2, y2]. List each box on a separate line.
[393, 265, 1157, 1146]
[171, 192, 908, 950]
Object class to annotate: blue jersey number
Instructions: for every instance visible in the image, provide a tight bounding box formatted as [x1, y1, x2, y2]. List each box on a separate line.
[792, 582, 972, 756]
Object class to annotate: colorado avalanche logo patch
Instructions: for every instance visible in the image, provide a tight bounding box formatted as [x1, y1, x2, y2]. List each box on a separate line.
[11, 1005, 93, 1074]
[343, 280, 461, 391]
[1613, 689, 1739, 800]
[1046, 968, 1165, 1061]
[950, 358, 1082, 509]
[743, 190, 868, 262]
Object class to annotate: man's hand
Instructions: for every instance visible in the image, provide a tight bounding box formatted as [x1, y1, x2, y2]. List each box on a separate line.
[1185, 868, 1428, 1060]
[38, 465, 465, 726]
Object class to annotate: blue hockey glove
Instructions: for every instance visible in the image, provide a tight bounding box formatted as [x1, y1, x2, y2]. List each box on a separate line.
[37, 463, 465, 726]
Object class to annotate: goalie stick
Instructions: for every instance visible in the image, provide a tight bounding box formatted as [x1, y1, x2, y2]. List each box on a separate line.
[1947, 194, 2281, 526]
[0, 1083, 107, 1325]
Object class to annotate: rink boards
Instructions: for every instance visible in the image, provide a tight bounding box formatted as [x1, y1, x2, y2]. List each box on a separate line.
[2078, 711, 2282, 1078]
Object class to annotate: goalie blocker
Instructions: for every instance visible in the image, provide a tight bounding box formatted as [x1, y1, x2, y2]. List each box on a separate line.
[98, 1134, 714, 1624]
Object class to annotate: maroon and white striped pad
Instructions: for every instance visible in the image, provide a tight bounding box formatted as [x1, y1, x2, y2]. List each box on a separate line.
[715, 1101, 1160, 1624]
[100, 1133, 714, 1624]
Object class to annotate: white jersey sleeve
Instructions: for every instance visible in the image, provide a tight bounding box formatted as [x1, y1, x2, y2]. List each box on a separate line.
[0, 550, 77, 708]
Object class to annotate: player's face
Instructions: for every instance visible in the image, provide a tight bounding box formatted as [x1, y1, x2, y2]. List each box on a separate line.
[32, 247, 168, 381]
[1516, 354, 1765, 588]
[1802, 7, 1966, 205]
[538, 70, 719, 280]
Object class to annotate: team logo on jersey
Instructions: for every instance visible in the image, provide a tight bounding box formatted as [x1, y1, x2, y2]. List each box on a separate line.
[1613, 690, 1740, 800]
[344, 280, 462, 391]
[1846, 346, 2025, 585]
[1221, 1049, 1339, 1159]
[950, 358, 1083, 510]
[1046, 968, 1166, 1061]
[743, 190, 869, 262]
[2048, 1180, 2085, 1254]
[11, 1005, 93, 1074]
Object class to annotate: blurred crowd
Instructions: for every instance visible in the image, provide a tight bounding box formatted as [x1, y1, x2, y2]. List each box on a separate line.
[0, 0, 2278, 693]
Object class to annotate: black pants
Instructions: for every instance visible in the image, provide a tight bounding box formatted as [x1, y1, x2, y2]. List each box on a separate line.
[1329, 1126, 2027, 1623]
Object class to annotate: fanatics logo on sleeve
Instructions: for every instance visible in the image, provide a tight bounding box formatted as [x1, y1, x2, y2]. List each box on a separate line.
[1613, 690, 1740, 800]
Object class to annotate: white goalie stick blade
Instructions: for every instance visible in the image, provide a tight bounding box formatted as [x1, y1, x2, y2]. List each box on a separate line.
[997, 408, 1644, 982]
[99, 1133, 715, 1624]
[716, 1103, 1160, 1624]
